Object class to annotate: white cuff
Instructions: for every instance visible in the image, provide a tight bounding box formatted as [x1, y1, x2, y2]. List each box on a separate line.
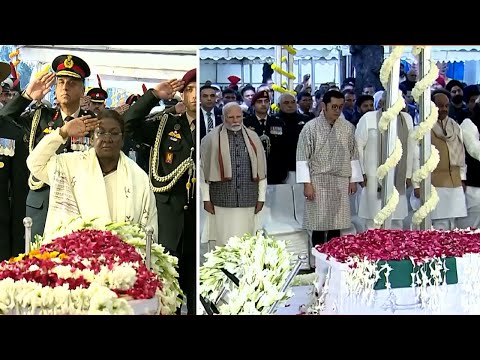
[296, 161, 310, 183]
[350, 160, 363, 183]
[258, 178, 267, 202]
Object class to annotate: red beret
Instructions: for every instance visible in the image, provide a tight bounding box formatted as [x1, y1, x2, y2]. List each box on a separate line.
[182, 68, 196, 92]
[86, 87, 108, 103]
[251, 90, 270, 105]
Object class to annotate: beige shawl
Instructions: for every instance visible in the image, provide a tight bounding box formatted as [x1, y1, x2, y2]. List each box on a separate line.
[432, 116, 465, 167]
[201, 124, 266, 182]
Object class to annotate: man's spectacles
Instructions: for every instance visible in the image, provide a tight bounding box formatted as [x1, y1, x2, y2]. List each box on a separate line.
[95, 130, 123, 139]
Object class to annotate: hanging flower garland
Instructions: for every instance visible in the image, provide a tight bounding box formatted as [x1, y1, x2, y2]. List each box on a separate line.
[409, 47, 440, 226]
[374, 45, 406, 227]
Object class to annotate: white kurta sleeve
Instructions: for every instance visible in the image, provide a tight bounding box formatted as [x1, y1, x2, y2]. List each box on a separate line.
[296, 125, 312, 183]
[458, 126, 467, 181]
[350, 160, 363, 183]
[26, 128, 68, 185]
[461, 118, 480, 161]
[354, 113, 368, 176]
[258, 178, 267, 202]
[411, 126, 421, 189]
[199, 161, 210, 202]
[404, 113, 415, 179]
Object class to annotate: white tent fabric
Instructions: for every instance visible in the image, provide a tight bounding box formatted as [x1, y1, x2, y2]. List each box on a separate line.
[19, 45, 198, 83]
[199, 45, 343, 64]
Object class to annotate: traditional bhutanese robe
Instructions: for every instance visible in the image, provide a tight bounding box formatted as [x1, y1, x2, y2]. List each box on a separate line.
[26, 129, 158, 242]
[296, 112, 363, 231]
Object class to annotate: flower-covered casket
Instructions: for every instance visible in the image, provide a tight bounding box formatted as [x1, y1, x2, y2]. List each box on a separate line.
[312, 229, 480, 315]
[0, 219, 183, 315]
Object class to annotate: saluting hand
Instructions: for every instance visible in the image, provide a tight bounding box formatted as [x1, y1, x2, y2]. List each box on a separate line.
[154, 79, 185, 100]
[59, 115, 99, 139]
[25, 72, 56, 101]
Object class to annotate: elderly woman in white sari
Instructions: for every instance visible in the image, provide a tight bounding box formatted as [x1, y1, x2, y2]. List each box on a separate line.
[27, 109, 158, 241]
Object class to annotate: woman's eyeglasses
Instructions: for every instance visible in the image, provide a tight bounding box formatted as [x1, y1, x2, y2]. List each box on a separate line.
[95, 130, 123, 139]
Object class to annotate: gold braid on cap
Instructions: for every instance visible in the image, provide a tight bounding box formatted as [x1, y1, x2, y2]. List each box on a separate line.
[28, 108, 46, 190]
[149, 113, 195, 193]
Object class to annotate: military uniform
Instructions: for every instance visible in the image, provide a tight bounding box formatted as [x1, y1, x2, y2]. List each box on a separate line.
[244, 91, 289, 184]
[123, 69, 197, 314]
[0, 55, 95, 239]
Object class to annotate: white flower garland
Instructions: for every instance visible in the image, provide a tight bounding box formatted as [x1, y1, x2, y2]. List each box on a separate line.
[408, 47, 439, 225]
[374, 188, 400, 228]
[379, 46, 405, 87]
[411, 186, 440, 226]
[377, 138, 403, 180]
[460, 253, 480, 314]
[412, 46, 426, 56]
[411, 60, 439, 102]
[378, 93, 406, 132]
[412, 104, 438, 141]
[412, 145, 440, 183]
[199, 232, 294, 315]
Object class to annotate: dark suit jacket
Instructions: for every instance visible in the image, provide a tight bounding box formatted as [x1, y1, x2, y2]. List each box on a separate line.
[123, 90, 195, 252]
[199, 106, 222, 141]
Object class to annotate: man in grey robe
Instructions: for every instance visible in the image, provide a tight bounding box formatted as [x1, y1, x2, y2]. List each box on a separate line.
[296, 90, 363, 245]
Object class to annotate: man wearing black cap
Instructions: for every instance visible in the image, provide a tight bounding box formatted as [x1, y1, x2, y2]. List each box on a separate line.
[0, 54, 96, 240]
[123, 70, 196, 315]
[446, 79, 467, 123]
[86, 87, 108, 115]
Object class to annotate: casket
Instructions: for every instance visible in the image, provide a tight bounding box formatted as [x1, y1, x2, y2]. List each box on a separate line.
[312, 249, 478, 315]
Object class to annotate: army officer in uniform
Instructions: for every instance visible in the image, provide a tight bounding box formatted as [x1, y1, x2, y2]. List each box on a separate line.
[0, 54, 96, 239]
[0, 61, 30, 260]
[123, 69, 197, 315]
[243, 90, 288, 184]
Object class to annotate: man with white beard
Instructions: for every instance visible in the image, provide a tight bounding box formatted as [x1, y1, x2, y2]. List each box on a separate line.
[200, 102, 267, 246]
[355, 91, 414, 229]
[412, 91, 467, 230]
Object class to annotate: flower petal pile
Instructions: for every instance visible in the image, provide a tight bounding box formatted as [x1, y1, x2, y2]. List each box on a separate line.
[0, 229, 162, 315]
[315, 228, 480, 264]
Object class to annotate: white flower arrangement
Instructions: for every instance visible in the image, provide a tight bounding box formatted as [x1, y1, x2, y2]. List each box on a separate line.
[379, 46, 405, 87]
[373, 188, 400, 228]
[411, 186, 440, 226]
[411, 46, 426, 56]
[378, 93, 406, 132]
[35, 217, 183, 315]
[412, 145, 440, 184]
[199, 232, 295, 315]
[0, 279, 134, 315]
[411, 60, 439, 102]
[376, 137, 403, 180]
[413, 103, 438, 141]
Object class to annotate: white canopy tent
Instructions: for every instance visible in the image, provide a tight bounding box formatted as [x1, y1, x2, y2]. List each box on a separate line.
[16, 45, 198, 106]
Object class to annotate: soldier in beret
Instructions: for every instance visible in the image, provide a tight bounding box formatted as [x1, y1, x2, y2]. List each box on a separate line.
[0, 54, 97, 240]
[123, 69, 196, 315]
[86, 85, 108, 115]
[244, 90, 288, 184]
[0, 61, 30, 260]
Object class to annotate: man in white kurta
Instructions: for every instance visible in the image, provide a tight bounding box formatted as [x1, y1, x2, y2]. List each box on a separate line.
[26, 117, 158, 242]
[412, 92, 467, 230]
[296, 90, 363, 246]
[355, 104, 414, 230]
[457, 105, 480, 228]
[201, 102, 267, 247]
